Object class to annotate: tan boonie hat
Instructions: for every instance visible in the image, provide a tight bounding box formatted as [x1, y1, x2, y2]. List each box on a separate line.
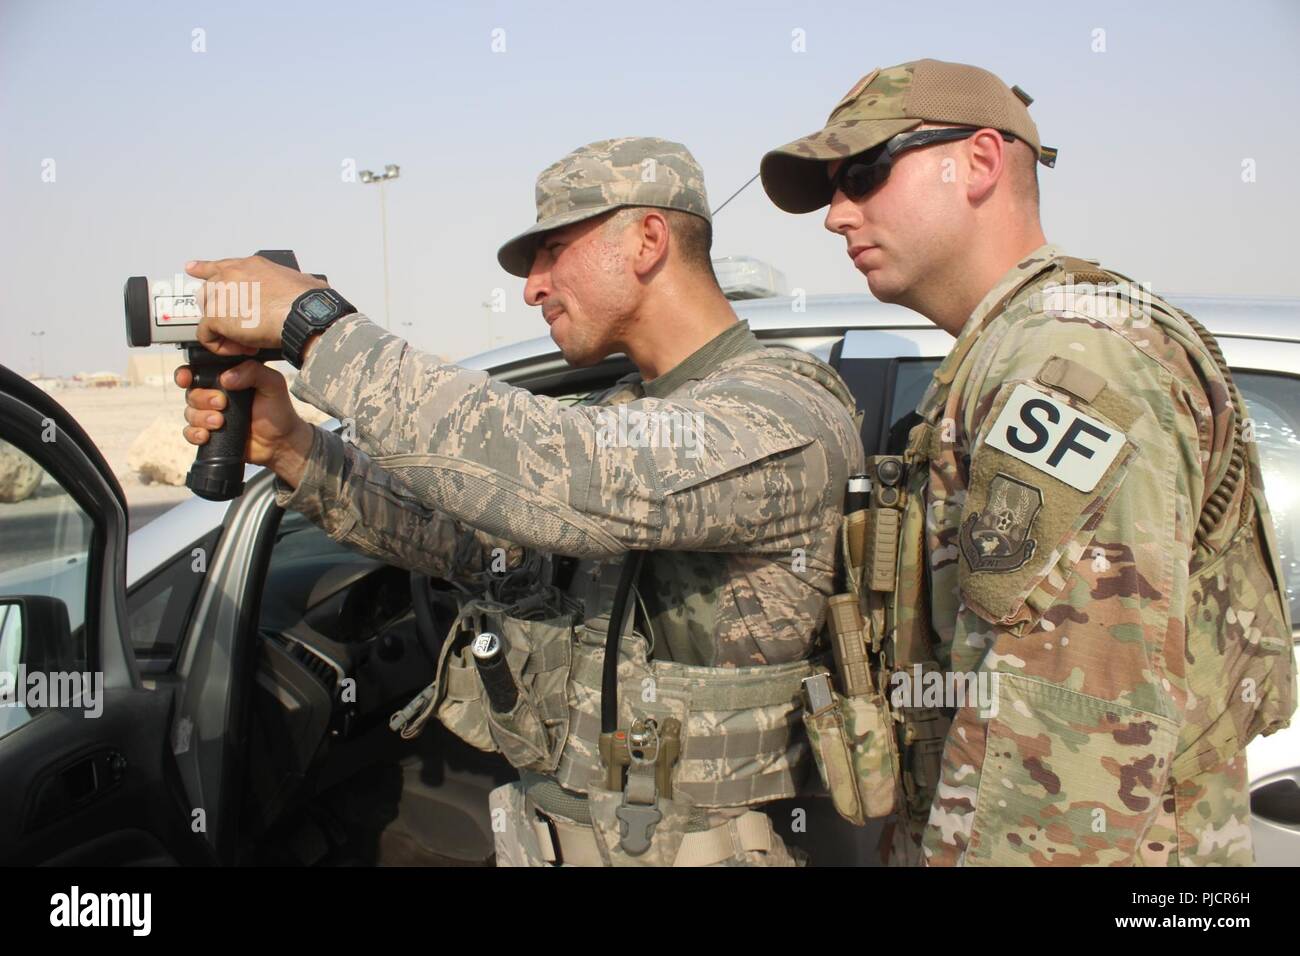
[497, 136, 712, 277]
[761, 59, 1058, 213]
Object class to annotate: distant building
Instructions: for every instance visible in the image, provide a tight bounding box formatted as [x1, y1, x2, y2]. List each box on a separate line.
[127, 352, 184, 387]
[75, 371, 126, 388]
[25, 376, 62, 393]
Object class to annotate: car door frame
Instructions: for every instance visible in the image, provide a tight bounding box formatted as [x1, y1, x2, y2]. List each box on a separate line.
[0, 365, 209, 864]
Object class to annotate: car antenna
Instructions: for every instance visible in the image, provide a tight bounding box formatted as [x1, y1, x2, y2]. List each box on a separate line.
[710, 171, 760, 217]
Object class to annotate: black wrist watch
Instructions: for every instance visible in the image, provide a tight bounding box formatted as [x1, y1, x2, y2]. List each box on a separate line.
[282, 287, 357, 369]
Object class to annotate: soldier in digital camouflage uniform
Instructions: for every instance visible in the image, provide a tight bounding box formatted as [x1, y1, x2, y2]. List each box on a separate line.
[178, 137, 865, 866]
[761, 59, 1295, 865]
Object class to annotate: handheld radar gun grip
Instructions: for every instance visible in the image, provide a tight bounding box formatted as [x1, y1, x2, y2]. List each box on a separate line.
[185, 249, 306, 501]
[183, 349, 259, 501]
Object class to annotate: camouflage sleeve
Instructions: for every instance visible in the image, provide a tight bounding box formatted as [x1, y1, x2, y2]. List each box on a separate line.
[921, 306, 1205, 866]
[287, 314, 843, 559]
[272, 423, 517, 582]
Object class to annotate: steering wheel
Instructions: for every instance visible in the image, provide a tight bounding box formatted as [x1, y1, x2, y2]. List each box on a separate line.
[408, 572, 460, 667]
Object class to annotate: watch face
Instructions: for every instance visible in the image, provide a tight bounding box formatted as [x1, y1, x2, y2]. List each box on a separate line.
[300, 292, 335, 322]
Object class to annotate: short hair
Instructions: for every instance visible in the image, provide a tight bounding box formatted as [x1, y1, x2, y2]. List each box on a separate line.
[922, 122, 1039, 211]
[603, 206, 717, 280]
[1006, 138, 1040, 210]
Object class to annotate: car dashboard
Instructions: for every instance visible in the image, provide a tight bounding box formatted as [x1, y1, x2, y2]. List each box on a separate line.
[246, 516, 441, 832]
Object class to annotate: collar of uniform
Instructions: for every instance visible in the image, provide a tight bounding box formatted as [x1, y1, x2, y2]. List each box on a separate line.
[639, 319, 760, 400]
[917, 242, 1067, 419]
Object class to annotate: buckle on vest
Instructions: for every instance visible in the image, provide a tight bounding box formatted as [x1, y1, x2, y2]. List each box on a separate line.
[615, 780, 662, 856]
[599, 717, 682, 855]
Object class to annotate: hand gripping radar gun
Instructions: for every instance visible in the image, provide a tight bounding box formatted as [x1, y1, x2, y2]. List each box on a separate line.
[123, 250, 326, 502]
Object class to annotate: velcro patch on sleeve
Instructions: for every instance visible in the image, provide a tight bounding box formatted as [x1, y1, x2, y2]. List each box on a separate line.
[959, 380, 1138, 630]
[984, 383, 1126, 492]
[1035, 355, 1107, 404]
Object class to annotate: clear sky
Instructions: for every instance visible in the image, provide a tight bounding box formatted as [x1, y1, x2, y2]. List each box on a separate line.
[2, 0, 1298, 377]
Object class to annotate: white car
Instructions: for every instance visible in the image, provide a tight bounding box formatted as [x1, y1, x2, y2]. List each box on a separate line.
[0, 291, 1296, 865]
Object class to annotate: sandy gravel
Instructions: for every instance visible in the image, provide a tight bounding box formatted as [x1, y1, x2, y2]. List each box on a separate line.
[51, 383, 194, 508]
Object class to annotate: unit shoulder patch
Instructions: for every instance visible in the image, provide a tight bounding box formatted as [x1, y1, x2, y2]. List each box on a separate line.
[959, 473, 1043, 573]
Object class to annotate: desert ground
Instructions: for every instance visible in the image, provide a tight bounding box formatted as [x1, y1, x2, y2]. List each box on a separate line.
[59, 382, 194, 512]
[14, 372, 330, 533]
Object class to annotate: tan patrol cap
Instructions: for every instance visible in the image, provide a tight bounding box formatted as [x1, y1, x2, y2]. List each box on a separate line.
[761, 59, 1058, 214]
[497, 136, 711, 278]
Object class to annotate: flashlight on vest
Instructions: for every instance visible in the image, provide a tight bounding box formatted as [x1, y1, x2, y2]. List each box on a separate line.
[846, 474, 871, 513]
[471, 631, 519, 714]
[122, 250, 325, 502]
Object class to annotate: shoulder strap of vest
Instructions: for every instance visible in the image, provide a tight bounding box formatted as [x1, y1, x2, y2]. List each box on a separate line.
[1171, 307, 1255, 542]
[601, 551, 645, 734]
[1045, 259, 1255, 548]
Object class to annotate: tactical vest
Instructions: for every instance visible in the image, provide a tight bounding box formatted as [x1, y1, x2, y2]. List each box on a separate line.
[385, 555, 821, 867]
[388, 350, 851, 859]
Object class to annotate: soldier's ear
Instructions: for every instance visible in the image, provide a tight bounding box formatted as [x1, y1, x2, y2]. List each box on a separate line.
[965, 129, 1005, 204]
[630, 210, 671, 278]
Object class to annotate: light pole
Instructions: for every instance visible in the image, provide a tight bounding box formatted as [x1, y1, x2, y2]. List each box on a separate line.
[481, 299, 504, 351]
[359, 163, 400, 330]
[30, 330, 45, 378]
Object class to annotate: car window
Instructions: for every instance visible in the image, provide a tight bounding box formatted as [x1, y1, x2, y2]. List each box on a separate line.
[890, 358, 941, 438]
[1236, 372, 1300, 625]
[127, 528, 221, 663]
[887, 363, 1300, 627]
[0, 439, 93, 738]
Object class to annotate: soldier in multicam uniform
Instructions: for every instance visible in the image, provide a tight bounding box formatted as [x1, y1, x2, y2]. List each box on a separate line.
[176, 137, 866, 866]
[761, 58, 1296, 865]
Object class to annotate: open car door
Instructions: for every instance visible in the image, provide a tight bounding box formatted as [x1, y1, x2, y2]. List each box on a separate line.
[0, 364, 207, 865]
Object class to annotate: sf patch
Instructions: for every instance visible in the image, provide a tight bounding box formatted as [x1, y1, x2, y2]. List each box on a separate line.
[960, 473, 1043, 572]
[984, 383, 1126, 492]
[958, 377, 1138, 631]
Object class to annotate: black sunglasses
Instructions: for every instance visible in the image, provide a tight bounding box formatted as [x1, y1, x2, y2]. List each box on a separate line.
[830, 127, 1019, 201]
